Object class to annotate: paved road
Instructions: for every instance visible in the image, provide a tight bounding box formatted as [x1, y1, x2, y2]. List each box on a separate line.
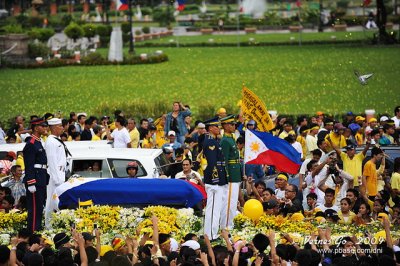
[136, 24, 399, 36]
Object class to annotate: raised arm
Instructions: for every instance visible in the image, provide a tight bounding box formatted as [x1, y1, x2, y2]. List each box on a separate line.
[326, 135, 341, 157]
[204, 234, 216, 266]
[317, 170, 330, 192]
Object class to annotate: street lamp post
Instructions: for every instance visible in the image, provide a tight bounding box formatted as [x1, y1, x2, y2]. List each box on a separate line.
[318, 0, 323, 32]
[128, 0, 135, 54]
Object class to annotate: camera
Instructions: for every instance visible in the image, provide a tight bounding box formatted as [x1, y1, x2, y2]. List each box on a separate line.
[328, 166, 339, 176]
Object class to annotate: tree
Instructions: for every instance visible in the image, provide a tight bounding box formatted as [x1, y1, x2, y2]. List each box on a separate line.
[375, 0, 397, 44]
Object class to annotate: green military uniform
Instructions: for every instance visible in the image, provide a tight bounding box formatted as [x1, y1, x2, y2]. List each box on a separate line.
[220, 132, 242, 182]
[220, 114, 242, 229]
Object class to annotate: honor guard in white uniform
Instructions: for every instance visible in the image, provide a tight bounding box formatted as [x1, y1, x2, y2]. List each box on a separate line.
[202, 117, 228, 240]
[44, 118, 70, 228]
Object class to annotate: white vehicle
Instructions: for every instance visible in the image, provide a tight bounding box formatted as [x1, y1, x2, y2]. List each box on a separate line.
[0, 140, 112, 158]
[0, 142, 170, 179]
[65, 148, 169, 179]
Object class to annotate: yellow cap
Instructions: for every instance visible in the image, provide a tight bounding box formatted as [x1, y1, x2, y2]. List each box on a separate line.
[369, 118, 377, 123]
[217, 108, 226, 115]
[355, 116, 365, 122]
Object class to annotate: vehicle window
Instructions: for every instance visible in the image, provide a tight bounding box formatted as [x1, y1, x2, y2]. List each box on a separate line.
[155, 153, 170, 177]
[71, 159, 111, 178]
[108, 159, 147, 178]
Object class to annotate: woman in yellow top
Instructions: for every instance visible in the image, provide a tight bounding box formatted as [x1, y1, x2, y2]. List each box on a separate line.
[338, 198, 356, 224]
[141, 129, 156, 149]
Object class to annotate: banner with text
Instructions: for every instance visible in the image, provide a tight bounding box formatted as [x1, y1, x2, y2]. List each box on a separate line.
[241, 86, 274, 132]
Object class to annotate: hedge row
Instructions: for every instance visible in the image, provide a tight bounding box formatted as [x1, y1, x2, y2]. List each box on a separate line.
[3, 52, 168, 69]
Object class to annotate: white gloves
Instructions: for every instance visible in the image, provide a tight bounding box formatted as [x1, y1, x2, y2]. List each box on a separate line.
[28, 185, 37, 193]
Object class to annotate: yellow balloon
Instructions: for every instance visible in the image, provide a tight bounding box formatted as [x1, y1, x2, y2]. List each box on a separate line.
[243, 199, 264, 222]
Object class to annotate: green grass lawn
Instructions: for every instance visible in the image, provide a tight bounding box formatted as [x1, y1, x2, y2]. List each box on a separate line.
[0, 45, 399, 123]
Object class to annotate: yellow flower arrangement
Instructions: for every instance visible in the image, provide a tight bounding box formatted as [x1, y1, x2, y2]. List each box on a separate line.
[0, 211, 27, 234]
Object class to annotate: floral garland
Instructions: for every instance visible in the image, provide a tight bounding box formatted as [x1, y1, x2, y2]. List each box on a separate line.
[0, 206, 202, 246]
[0, 211, 27, 236]
[232, 213, 400, 246]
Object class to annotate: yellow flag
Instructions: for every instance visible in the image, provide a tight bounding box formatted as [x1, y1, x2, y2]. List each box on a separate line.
[241, 86, 274, 132]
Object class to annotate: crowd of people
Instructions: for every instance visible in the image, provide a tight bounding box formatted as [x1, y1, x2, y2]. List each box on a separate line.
[0, 104, 400, 266]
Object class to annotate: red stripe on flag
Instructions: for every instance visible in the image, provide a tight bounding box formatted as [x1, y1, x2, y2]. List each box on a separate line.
[246, 150, 300, 174]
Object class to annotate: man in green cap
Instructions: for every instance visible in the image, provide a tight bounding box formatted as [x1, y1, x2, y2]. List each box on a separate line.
[220, 114, 242, 230]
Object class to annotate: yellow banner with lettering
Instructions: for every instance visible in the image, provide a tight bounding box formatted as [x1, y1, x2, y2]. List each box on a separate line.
[241, 86, 274, 132]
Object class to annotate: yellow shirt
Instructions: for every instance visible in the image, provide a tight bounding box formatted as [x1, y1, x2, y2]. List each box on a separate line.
[391, 172, 400, 203]
[325, 131, 347, 151]
[296, 135, 306, 160]
[16, 155, 25, 170]
[67, 135, 72, 141]
[92, 135, 101, 141]
[155, 125, 168, 148]
[129, 128, 140, 148]
[355, 132, 364, 146]
[279, 131, 289, 139]
[340, 152, 365, 186]
[363, 160, 377, 197]
[338, 211, 356, 225]
[142, 138, 153, 149]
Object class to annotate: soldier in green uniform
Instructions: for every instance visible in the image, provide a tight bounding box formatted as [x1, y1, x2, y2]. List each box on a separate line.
[220, 114, 242, 229]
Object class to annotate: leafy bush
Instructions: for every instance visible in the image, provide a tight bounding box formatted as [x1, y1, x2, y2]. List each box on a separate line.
[82, 23, 97, 38]
[15, 14, 29, 28]
[61, 14, 74, 27]
[47, 16, 63, 29]
[64, 22, 84, 41]
[58, 48, 74, 59]
[28, 42, 50, 59]
[28, 16, 44, 28]
[336, 0, 349, 9]
[28, 28, 55, 42]
[80, 52, 108, 65]
[121, 22, 131, 34]
[142, 26, 150, 34]
[135, 29, 141, 35]
[153, 7, 175, 27]
[140, 7, 152, 16]
[96, 24, 112, 37]
[99, 36, 110, 47]
[2, 24, 24, 34]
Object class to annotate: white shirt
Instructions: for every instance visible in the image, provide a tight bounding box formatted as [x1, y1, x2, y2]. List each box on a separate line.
[299, 158, 312, 175]
[392, 116, 400, 128]
[175, 170, 201, 184]
[45, 135, 67, 186]
[305, 135, 318, 158]
[111, 127, 131, 148]
[275, 188, 286, 200]
[314, 166, 335, 205]
[316, 203, 339, 212]
[0, 127, 6, 144]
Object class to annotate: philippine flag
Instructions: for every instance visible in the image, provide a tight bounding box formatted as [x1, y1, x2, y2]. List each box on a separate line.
[244, 130, 301, 174]
[116, 0, 128, 11]
[176, 0, 186, 11]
